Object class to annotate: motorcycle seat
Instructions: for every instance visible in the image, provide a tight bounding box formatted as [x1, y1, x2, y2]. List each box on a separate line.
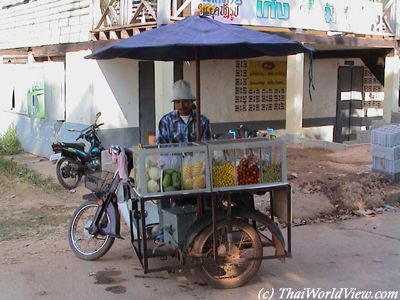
[60, 142, 86, 151]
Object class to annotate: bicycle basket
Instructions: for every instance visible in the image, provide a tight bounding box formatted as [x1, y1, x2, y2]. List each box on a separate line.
[85, 171, 114, 193]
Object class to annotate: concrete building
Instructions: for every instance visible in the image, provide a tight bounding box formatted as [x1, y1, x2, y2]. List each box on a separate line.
[0, 0, 399, 157]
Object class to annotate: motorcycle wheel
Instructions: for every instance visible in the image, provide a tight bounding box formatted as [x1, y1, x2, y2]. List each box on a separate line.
[68, 201, 115, 261]
[191, 219, 262, 289]
[56, 157, 82, 190]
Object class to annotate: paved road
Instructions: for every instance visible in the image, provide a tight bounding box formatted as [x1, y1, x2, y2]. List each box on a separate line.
[0, 211, 399, 300]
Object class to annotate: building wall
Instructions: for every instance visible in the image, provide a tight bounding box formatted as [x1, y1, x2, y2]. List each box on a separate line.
[303, 58, 338, 119]
[183, 58, 286, 123]
[0, 0, 92, 49]
[0, 61, 65, 157]
[302, 57, 366, 140]
[183, 57, 367, 141]
[66, 50, 140, 148]
[0, 50, 141, 157]
[0, 61, 65, 120]
[0, 51, 381, 157]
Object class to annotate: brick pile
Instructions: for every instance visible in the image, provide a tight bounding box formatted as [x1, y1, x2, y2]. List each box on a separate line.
[371, 124, 400, 181]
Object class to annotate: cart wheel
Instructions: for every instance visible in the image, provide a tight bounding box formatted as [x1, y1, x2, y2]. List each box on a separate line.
[191, 219, 262, 289]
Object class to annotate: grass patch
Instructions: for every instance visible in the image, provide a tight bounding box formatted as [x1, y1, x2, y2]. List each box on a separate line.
[0, 206, 72, 241]
[0, 156, 62, 194]
[0, 126, 23, 155]
[0, 220, 34, 241]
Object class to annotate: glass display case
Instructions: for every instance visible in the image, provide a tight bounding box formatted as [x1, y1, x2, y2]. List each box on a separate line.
[208, 138, 287, 192]
[133, 138, 287, 196]
[132, 143, 211, 197]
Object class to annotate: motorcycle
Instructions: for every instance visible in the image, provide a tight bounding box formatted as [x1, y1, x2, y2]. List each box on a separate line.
[50, 112, 104, 190]
[67, 147, 136, 260]
[68, 170, 123, 260]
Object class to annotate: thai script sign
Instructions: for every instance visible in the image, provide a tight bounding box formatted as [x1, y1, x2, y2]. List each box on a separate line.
[192, 0, 384, 35]
[248, 61, 286, 89]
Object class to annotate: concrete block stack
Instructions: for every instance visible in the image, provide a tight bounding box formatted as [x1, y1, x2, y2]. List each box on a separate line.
[371, 124, 400, 181]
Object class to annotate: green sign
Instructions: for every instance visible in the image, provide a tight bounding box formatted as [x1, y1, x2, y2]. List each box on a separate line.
[27, 83, 45, 119]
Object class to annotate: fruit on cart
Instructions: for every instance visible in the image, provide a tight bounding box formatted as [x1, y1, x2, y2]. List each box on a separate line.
[192, 160, 206, 189]
[212, 162, 235, 187]
[145, 162, 161, 193]
[182, 160, 193, 189]
[162, 172, 171, 188]
[163, 186, 176, 192]
[172, 171, 181, 189]
[193, 174, 206, 189]
[183, 178, 194, 189]
[148, 166, 161, 181]
[147, 179, 160, 193]
[262, 163, 281, 183]
[237, 156, 260, 185]
[192, 161, 205, 175]
[162, 169, 181, 191]
[182, 159, 206, 189]
[182, 161, 193, 177]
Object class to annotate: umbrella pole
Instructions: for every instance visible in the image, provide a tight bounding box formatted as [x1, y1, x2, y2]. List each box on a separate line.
[195, 47, 201, 143]
[194, 47, 204, 217]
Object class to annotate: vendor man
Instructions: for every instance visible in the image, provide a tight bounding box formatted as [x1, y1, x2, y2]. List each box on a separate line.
[156, 80, 212, 144]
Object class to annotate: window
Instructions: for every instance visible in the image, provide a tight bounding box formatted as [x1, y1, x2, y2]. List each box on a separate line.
[11, 89, 15, 110]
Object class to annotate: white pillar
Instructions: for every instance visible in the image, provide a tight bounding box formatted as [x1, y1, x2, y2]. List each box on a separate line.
[155, 62, 174, 126]
[157, 0, 171, 26]
[383, 55, 400, 123]
[285, 53, 304, 135]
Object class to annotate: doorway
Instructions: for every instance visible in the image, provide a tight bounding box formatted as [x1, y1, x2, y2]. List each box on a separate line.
[334, 66, 364, 143]
[139, 61, 155, 144]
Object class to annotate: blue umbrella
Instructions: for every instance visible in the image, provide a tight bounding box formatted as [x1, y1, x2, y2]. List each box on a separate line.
[87, 16, 313, 141]
[87, 15, 312, 61]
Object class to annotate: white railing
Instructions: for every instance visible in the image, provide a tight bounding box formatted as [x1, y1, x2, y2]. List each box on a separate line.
[382, 0, 399, 36]
[93, 0, 157, 30]
[171, 0, 193, 19]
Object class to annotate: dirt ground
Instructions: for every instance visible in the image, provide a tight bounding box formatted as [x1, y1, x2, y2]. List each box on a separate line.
[286, 143, 400, 220]
[0, 172, 79, 246]
[0, 143, 399, 298]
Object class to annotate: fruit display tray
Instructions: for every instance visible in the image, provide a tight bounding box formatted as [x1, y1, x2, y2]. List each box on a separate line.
[132, 143, 211, 197]
[207, 138, 288, 192]
[132, 138, 287, 197]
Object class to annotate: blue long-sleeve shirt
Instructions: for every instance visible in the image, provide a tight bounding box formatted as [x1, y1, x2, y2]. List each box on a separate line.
[156, 110, 211, 144]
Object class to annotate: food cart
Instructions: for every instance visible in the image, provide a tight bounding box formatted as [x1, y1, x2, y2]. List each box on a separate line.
[81, 15, 310, 289]
[129, 137, 291, 289]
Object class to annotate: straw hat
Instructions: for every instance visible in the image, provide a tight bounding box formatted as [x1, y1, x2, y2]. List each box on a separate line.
[171, 80, 195, 102]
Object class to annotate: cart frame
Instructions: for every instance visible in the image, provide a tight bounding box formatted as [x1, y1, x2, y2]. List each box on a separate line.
[129, 183, 292, 274]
